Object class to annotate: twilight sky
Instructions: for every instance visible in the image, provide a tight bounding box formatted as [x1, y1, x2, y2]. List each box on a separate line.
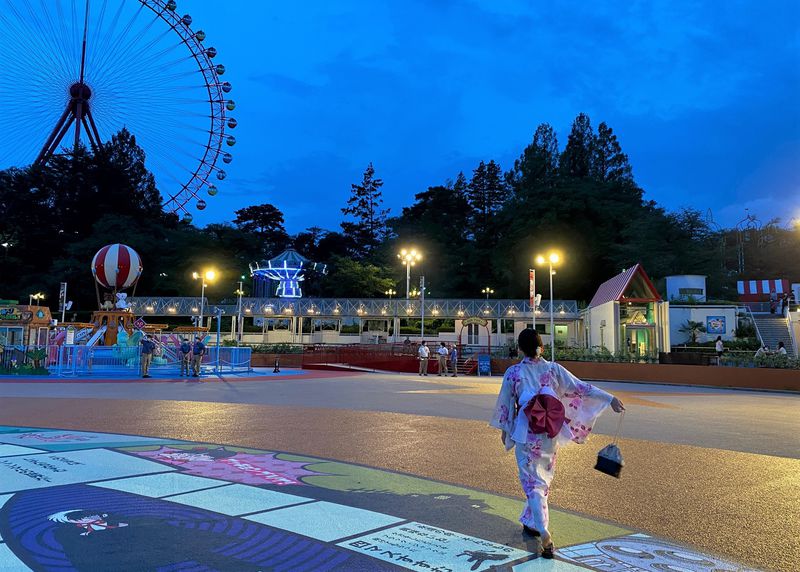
[100, 1, 800, 231]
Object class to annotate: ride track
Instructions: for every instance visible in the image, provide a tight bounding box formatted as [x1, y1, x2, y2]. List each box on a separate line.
[0, 0, 236, 220]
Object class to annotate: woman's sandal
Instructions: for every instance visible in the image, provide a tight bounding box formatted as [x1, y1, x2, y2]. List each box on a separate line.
[541, 542, 555, 559]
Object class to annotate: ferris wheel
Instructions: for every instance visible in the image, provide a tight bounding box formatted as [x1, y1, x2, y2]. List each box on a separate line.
[0, 0, 236, 221]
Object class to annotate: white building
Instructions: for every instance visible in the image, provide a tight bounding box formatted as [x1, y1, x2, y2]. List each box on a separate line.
[665, 275, 707, 302]
[669, 305, 739, 344]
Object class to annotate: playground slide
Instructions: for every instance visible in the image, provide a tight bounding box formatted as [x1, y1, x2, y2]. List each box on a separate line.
[50, 330, 67, 346]
[75, 327, 93, 342]
[86, 326, 107, 347]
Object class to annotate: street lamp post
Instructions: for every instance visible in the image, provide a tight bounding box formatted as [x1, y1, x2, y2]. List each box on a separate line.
[385, 288, 397, 342]
[398, 248, 422, 300]
[192, 270, 217, 329]
[536, 252, 561, 361]
[29, 293, 45, 306]
[420, 276, 426, 339]
[235, 279, 245, 345]
[481, 287, 494, 300]
[213, 307, 225, 377]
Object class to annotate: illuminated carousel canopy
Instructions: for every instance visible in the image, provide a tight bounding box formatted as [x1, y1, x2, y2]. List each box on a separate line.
[249, 249, 327, 298]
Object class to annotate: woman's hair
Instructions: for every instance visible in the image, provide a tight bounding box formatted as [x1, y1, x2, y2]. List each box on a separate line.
[716, 336, 722, 341]
[518, 328, 543, 357]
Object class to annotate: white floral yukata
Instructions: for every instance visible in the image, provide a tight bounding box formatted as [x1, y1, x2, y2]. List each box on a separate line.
[490, 357, 613, 536]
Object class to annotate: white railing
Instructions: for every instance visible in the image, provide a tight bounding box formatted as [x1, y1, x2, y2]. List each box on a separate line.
[127, 297, 581, 320]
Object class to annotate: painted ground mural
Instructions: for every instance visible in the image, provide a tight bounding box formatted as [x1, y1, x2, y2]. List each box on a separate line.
[0, 426, 757, 571]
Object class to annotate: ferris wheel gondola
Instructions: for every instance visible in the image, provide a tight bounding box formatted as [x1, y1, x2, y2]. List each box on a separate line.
[0, 0, 236, 219]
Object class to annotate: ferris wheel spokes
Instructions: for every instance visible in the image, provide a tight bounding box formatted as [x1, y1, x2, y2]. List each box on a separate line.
[2, 0, 234, 217]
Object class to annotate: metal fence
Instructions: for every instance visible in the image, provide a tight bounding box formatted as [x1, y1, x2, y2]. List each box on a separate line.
[0, 345, 252, 378]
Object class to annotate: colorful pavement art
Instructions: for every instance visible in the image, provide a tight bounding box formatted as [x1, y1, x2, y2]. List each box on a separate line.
[0, 426, 758, 571]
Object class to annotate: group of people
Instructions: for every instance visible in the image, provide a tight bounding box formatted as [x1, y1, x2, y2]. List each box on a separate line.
[769, 292, 792, 315]
[139, 334, 207, 378]
[754, 341, 788, 358]
[416, 340, 458, 376]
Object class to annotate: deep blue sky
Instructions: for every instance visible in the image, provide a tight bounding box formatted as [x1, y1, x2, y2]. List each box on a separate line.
[186, 1, 799, 232]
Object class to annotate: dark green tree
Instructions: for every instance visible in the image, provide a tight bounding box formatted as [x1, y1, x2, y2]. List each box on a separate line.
[509, 123, 560, 193]
[390, 183, 474, 296]
[319, 256, 394, 297]
[341, 162, 389, 258]
[591, 122, 633, 183]
[232, 203, 290, 255]
[560, 113, 595, 179]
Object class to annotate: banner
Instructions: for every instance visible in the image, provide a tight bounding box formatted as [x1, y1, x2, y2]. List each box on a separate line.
[528, 269, 535, 307]
[58, 282, 67, 312]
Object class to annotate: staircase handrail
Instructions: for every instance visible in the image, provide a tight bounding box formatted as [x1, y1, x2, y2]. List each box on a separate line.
[745, 306, 765, 348]
[785, 308, 798, 357]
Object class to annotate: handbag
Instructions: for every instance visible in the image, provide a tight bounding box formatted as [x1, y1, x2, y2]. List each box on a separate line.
[595, 410, 624, 478]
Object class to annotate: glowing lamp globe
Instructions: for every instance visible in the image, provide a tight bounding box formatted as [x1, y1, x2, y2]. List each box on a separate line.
[91, 244, 143, 290]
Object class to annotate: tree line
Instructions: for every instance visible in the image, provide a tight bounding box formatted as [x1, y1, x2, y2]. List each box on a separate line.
[0, 116, 796, 313]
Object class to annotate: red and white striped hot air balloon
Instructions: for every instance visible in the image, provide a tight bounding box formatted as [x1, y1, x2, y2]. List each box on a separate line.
[91, 244, 143, 290]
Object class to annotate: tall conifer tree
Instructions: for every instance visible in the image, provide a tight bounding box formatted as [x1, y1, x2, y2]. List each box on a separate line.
[560, 113, 595, 178]
[341, 162, 389, 258]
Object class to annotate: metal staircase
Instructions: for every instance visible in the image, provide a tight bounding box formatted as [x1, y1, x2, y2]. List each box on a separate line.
[752, 314, 795, 357]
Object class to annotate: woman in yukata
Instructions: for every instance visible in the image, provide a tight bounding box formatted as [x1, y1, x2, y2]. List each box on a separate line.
[491, 329, 625, 558]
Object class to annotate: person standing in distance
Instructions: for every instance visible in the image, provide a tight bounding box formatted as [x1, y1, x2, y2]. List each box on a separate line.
[179, 337, 192, 377]
[140, 334, 156, 378]
[418, 340, 430, 376]
[714, 336, 724, 364]
[191, 335, 206, 378]
[449, 343, 458, 377]
[436, 342, 449, 376]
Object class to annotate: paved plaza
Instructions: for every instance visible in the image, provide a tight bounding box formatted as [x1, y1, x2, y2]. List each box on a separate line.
[0, 369, 797, 571]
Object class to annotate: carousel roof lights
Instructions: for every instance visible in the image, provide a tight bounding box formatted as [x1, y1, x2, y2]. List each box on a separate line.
[250, 249, 327, 299]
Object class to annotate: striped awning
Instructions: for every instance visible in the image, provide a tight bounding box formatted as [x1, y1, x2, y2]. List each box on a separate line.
[737, 279, 789, 300]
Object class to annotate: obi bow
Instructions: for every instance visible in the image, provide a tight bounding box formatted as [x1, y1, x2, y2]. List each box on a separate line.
[511, 385, 566, 442]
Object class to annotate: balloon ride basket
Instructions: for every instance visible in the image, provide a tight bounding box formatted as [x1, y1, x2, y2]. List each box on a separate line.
[91, 310, 135, 347]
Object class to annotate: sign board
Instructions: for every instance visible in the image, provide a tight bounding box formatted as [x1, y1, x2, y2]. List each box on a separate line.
[462, 317, 488, 327]
[706, 316, 726, 335]
[65, 326, 76, 345]
[477, 354, 491, 376]
[0, 307, 31, 323]
[133, 317, 147, 330]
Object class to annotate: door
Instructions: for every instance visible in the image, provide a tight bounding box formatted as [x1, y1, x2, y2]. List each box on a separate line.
[467, 323, 479, 345]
